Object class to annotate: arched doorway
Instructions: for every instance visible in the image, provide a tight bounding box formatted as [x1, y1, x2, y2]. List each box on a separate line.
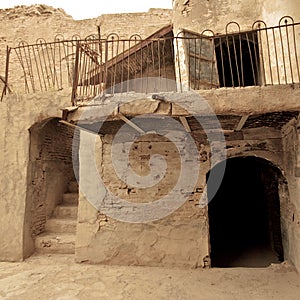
[24, 118, 79, 256]
[207, 156, 284, 267]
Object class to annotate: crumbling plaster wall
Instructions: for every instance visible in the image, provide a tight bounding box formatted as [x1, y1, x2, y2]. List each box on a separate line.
[173, 0, 260, 34]
[0, 5, 172, 76]
[76, 130, 208, 268]
[281, 119, 300, 270]
[76, 133, 282, 268]
[172, 1, 300, 86]
[74, 88, 300, 268]
[0, 5, 171, 262]
[0, 89, 71, 261]
[261, 1, 300, 26]
[172, 0, 300, 33]
[28, 119, 76, 238]
[75, 122, 291, 268]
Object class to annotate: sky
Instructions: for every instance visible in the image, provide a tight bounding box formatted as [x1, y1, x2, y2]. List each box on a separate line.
[0, 0, 173, 20]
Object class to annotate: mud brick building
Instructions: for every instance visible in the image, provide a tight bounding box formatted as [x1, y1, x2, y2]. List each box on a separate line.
[0, 1, 300, 272]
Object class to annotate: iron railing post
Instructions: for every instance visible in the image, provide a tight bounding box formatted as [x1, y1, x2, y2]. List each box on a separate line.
[1, 46, 11, 101]
[71, 41, 80, 106]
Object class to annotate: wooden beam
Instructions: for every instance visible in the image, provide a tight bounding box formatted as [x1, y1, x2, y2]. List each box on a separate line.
[179, 116, 191, 133]
[235, 115, 249, 131]
[87, 25, 173, 82]
[59, 120, 100, 136]
[61, 106, 78, 120]
[118, 113, 145, 134]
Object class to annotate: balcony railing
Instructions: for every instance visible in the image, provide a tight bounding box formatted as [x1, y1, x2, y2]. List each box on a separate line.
[1, 16, 300, 104]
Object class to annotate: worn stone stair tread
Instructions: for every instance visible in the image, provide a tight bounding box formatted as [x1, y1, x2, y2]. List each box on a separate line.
[53, 204, 78, 219]
[62, 192, 78, 204]
[45, 218, 77, 234]
[35, 233, 75, 254]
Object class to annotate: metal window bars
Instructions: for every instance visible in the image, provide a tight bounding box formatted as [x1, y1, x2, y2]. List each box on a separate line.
[1, 16, 299, 104]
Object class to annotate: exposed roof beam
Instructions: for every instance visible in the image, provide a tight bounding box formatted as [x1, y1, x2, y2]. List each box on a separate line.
[179, 116, 191, 132]
[59, 120, 100, 136]
[118, 113, 145, 134]
[235, 115, 249, 131]
[62, 106, 78, 120]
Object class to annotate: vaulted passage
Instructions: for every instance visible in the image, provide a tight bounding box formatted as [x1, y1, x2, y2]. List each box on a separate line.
[208, 157, 284, 267]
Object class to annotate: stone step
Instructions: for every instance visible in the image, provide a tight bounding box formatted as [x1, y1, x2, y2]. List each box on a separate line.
[53, 204, 78, 219]
[63, 193, 78, 205]
[45, 218, 77, 234]
[35, 233, 75, 254]
[68, 181, 79, 193]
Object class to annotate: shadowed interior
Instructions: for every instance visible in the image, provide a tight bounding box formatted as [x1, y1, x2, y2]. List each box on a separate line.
[208, 157, 284, 267]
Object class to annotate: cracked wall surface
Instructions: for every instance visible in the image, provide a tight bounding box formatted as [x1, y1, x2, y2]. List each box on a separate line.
[76, 130, 209, 268]
[28, 119, 76, 238]
[173, 0, 300, 33]
[0, 90, 71, 261]
[0, 5, 171, 261]
[0, 3, 300, 272]
[0, 5, 172, 93]
[73, 92, 300, 270]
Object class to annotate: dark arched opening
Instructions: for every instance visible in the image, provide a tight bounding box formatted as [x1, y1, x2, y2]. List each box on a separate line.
[207, 156, 284, 267]
[215, 33, 260, 87]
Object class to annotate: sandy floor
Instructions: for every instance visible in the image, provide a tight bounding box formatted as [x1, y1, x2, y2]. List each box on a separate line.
[0, 254, 299, 300]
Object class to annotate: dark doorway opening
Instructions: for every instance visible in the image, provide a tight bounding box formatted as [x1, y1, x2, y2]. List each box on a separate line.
[215, 32, 260, 87]
[207, 157, 284, 267]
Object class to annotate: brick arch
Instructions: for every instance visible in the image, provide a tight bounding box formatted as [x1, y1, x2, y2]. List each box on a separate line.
[226, 152, 285, 175]
[207, 155, 287, 267]
[24, 117, 78, 257]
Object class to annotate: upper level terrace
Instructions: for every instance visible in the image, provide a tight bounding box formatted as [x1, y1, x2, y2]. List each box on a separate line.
[1, 16, 300, 118]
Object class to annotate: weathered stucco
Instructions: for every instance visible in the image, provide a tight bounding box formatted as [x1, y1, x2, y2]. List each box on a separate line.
[173, 0, 300, 33]
[68, 85, 300, 122]
[70, 88, 300, 269]
[75, 130, 209, 267]
[0, 3, 300, 274]
[0, 90, 71, 261]
[0, 5, 172, 77]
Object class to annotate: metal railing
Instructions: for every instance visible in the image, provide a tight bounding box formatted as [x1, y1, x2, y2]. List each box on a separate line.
[0, 34, 94, 101]
[1, 16, 300, 104]
[178, 16, 300, 90]
[72, 30, 176, 104]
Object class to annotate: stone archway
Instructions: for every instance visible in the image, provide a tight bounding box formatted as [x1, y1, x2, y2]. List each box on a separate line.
[24, 118, 79, 256]
[207, 156, 285, 267]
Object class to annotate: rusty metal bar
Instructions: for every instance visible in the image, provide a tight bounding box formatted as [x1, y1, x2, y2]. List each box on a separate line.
[71, 41, 80, 106]
[257, 29, 267, 85]
[239, 34, 244, 86]
[1, 46, 11, 101]
[210, 37, 216, 89]
[266, 29, 274, 85]
[4, 17, 300, 103]
[279, 23, 288, 84]
[271, 28, 280, 84]
[292, 22, 300, 83]
[245, 33, 256, 86]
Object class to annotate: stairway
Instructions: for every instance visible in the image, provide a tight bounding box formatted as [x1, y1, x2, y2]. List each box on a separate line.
[35, 180, 78, 254]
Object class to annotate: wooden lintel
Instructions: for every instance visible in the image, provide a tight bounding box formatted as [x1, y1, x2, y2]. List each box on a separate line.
[61, 106, 78, 120]
[235, 115, 249, 131]
[59, 120, 100, 136]
[118, 113, 145, 134]
[179, 116, 191, 133]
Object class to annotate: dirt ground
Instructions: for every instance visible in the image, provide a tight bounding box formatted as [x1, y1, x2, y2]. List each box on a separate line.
[0, 254, 299, 300]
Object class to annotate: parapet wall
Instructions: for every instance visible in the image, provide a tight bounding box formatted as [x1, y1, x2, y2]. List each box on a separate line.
[0, 5, 172, 76]
[173, 0, 300, 34]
